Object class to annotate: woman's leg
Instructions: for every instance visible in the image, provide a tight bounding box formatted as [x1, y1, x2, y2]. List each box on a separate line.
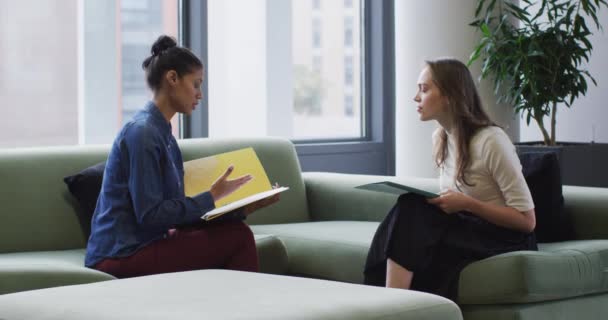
[385, 195, 452, 273]
[386, 258, 413, 289]
[218, 221, 258, 272]
[94, 220, 258, 278]
[364, 194, 454, 289]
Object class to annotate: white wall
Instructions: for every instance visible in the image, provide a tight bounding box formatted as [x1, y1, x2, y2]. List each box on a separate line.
[520, 9, 608, 143]
[394, 0, 519, 178]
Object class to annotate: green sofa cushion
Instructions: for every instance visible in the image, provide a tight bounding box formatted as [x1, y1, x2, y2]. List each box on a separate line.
[0, 235, 287, 295]
[0, 249, 114, 295]
[253, 234, 289, 275]
[0, 270, 463, 320]
[458, 240, 608, 304]
[303, 172, 439, 222]
[563, 185, 608, 240]
[253, 220, 608, 306]
[0, 146, 110, 252]
[462, 292, 608, 320]
[252, 221, 378, 284]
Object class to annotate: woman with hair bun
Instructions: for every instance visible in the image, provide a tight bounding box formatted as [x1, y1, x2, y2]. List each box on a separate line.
[364, 58, 537, 301]
[85, 35, 279, 278]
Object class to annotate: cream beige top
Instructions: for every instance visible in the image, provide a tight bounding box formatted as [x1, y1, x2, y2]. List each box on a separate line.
[433, 126, 534, 212]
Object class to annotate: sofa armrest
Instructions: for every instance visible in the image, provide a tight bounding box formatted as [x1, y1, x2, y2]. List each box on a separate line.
[564, 185, 608, 240]
[303, 172, 608, 239]
[302, 172, 438, 222]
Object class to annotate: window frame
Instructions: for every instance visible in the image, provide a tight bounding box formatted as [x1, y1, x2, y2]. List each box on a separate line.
[181, 0, 395, 175]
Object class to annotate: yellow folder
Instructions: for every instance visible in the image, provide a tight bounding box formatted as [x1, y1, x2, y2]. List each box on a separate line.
[183, 147, 272, 207]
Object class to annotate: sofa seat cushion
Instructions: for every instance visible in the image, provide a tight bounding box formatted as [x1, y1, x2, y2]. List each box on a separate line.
[253, 234, 288, 275]
[251, 221, 378, 283]
[0, 249, 115, 295]
[0, 234, 286, 295]
[0, 269, 462, 320]
[458, 240, 608, 304]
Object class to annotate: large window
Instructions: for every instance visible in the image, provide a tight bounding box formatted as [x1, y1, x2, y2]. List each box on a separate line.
[0, 0, 179, 148]
[4, 0, 394, 175]
[206, 0, 363, 140]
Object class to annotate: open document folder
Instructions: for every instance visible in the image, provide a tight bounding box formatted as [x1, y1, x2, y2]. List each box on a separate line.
[355, 181, 439, 198]
[183, 147, 288, 221]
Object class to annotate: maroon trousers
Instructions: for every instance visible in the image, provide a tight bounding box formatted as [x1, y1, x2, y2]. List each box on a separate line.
[94, 221, 258, 278]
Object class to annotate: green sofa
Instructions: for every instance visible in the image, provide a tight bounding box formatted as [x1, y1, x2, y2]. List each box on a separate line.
[1, 137, 607, 319]
[0, 269, 461, 320]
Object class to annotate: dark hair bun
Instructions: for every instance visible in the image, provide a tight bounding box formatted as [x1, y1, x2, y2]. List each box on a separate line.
[142, 34, 203, 92]
[151, 35, 177, 56]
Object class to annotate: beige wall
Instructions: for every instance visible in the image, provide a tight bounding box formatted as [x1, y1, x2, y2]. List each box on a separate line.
[394, 0, 519, 178]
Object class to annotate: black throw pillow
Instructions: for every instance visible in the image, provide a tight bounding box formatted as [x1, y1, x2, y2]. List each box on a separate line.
[517, 151, 572, 242]
[64, 162, 105, 238]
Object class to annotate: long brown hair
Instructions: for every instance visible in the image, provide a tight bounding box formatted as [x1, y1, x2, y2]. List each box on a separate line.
[428, 58, 496, 187]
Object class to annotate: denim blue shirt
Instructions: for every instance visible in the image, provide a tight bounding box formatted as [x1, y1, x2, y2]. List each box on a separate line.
[85, 102, 215, 267]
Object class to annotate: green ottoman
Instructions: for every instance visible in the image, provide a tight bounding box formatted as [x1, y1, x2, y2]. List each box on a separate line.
[0, 270, 461, 320]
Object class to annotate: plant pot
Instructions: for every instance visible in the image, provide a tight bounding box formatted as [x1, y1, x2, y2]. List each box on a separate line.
[516, 142, 608, 188]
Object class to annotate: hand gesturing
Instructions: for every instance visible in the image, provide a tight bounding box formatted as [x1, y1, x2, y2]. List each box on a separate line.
[209, 165, 252, 202]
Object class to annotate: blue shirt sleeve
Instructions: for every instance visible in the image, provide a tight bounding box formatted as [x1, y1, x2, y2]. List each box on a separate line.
[122, 123, 215, 229]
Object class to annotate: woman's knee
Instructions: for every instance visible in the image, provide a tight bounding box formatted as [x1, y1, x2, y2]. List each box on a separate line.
[394, 194, 447, 226]
[240, 223, 255, 244]
[225, 221, 255, 242]
[397, 193, 427, 207]
[395, 194, 425, 217]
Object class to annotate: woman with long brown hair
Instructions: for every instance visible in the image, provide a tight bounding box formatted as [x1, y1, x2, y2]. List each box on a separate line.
[364, 58, 537, 301]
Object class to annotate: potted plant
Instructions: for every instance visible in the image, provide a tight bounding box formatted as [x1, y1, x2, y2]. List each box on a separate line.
[468, 0, 608, 187]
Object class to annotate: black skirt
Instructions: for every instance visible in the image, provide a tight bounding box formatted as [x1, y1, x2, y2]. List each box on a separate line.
[363, 193, 537, 301]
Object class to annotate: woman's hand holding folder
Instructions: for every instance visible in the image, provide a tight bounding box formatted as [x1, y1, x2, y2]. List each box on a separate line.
[242, 183, 282, 215]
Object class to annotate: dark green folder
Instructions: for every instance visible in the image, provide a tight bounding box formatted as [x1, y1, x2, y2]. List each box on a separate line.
[355, 181, 439, 198]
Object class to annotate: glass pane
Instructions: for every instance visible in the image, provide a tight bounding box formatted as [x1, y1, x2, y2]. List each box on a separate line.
[207, 0, 364, 140]
[0, 0, 179, 148]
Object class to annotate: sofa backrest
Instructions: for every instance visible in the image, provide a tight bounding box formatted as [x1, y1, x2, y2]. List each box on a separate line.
[0, 145, 109, 253]
[0, 137, 308, 253]
[562, 185, 608, 240]
[400, 179, 608, 241]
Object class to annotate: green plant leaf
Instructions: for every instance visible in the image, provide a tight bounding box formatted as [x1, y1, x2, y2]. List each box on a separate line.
[468, 0, 605, 145]
[532, 0, 548, 21]
[475, 0, 487, 17]
[481, 23, 492, 37]
[527, 50, 544, 56]
[505, 2, 532, 23]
